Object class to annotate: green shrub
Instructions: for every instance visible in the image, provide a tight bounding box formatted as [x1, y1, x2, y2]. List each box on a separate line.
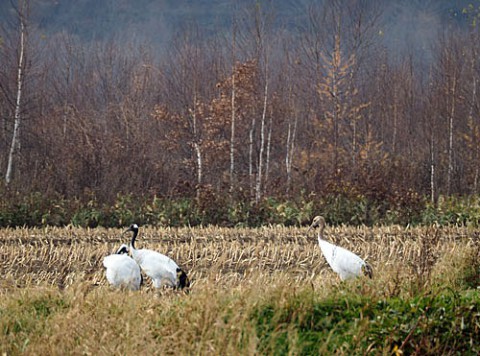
[1, 191, 480, 228]
[71, 201, 103, 228]
[251, 288, 480, 354]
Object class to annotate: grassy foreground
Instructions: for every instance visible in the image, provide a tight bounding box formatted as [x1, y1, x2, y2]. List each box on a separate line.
[0, 225, 479, 354]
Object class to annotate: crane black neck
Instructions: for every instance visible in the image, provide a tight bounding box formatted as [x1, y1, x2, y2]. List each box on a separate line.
[130, 228, 138, 250]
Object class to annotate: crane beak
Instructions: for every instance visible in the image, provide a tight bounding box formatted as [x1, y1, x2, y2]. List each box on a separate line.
[122, 224, 138, 234]
[307, 221, 318, 233]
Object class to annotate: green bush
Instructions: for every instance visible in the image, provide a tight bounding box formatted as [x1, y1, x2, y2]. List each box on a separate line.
[251, 288, 480, 354]
[422, 195, 480, 226]
[2, 191, 480, 228]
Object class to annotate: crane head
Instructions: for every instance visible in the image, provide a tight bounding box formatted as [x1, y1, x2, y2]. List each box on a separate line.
[115, 244, 129, 255]
[307, 215, 326, 232]
[123, 224, 139, 234]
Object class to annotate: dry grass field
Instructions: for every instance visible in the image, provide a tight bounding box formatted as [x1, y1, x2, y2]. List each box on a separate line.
[1, 224, 479, 354]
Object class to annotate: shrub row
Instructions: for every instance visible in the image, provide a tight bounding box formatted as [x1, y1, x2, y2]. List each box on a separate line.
[252, 288, 480, 354]
[1, 191, 480, 228]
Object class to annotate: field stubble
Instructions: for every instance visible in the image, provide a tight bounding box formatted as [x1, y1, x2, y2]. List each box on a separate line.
[0, 224, 479, 354]
[1, 224, 478, 291]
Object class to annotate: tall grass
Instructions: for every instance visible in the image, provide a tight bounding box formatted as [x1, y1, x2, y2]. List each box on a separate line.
[0, 225, 479, 354]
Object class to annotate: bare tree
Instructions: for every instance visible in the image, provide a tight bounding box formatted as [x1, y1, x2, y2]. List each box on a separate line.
[435, 32, 464, 195]
[462, 31, 480, 194]
[229, 20, 237, 193]
[239, 1, 275, 202]
[285, 82, 298, 195]
[4, 0, 28, 185]
[467, 69, 479, 193]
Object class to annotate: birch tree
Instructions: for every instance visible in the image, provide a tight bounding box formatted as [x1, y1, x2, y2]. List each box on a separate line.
[229, 20, 237, 192]
[5, 0, 28, 185]
[158, 25, 222, 189]
[463, 36, 480, 194]
[446, 68, 457, 196]
[438, 35, 463, 196]
[247, 2, 274, 202]
[285, 84, 298, 195]
[423, 68, 438, 204]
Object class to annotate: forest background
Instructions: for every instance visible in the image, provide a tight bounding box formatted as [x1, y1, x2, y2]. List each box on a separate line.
[1, 0, 480, 228]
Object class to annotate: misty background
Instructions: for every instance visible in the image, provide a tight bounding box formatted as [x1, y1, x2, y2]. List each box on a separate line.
[0, 0, 472, 61]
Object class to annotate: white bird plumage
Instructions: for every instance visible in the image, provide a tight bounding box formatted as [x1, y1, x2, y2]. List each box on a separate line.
[308, 216, 373, 280]
[103, 244, 142, 290]
[125, 224, 190, 289]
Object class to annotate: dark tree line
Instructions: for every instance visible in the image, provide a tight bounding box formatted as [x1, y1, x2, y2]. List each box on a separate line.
[1, 0, 480, 210]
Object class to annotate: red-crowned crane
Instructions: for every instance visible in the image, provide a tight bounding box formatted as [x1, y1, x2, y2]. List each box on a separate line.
[103, 244, 142, 290]
[124, 224, 190, 290]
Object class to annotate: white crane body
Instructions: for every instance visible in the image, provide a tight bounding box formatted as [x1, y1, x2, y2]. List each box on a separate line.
[125, 224, 190, 290]
[130, 248, 179, 288]
[103, 245, 142, 290]
[309, 216, 373, 280]
[317, 238, 368, 280]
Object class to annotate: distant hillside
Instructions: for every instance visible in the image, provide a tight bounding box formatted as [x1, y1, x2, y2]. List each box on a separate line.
[0, 0, 473, 56]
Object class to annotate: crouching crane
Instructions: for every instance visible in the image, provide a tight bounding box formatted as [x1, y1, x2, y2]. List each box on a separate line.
[124, 224, 190, 290]
[103, 244, 142, 290]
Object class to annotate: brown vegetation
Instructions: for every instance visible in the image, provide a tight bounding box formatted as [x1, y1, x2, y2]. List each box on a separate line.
[0, 1, 480, 208]
[1, 224, 477, 291]
[0, 225, 479, 354]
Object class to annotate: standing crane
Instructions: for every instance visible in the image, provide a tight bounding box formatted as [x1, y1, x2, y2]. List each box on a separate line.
[308, 216, 373, 280]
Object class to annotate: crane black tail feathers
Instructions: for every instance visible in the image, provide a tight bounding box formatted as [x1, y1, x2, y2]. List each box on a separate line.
[362, 263, 373, 279]
[176, 268, 190, 290]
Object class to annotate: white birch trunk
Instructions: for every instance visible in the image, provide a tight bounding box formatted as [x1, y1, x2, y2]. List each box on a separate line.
[5, 12, 26, 185]
[192, 93, 202, 186]
[286, 122, 293, 194]
[468, 74, 478, 193]
[255, 79, 268, 203]
[229, 73, 235, 191]
[229, 28, 236, 193]
[249, 117, 255, 196]
[352, 115, 357, 170]
[285, 113, 298, 195]
[194, 142, 202, 186]
[447, 71, 457, 195]
[467, 52, 479, 194]
[430, 130, 435, 205]
[264, 116, 272, 193]
[392, 84, 398, 154]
